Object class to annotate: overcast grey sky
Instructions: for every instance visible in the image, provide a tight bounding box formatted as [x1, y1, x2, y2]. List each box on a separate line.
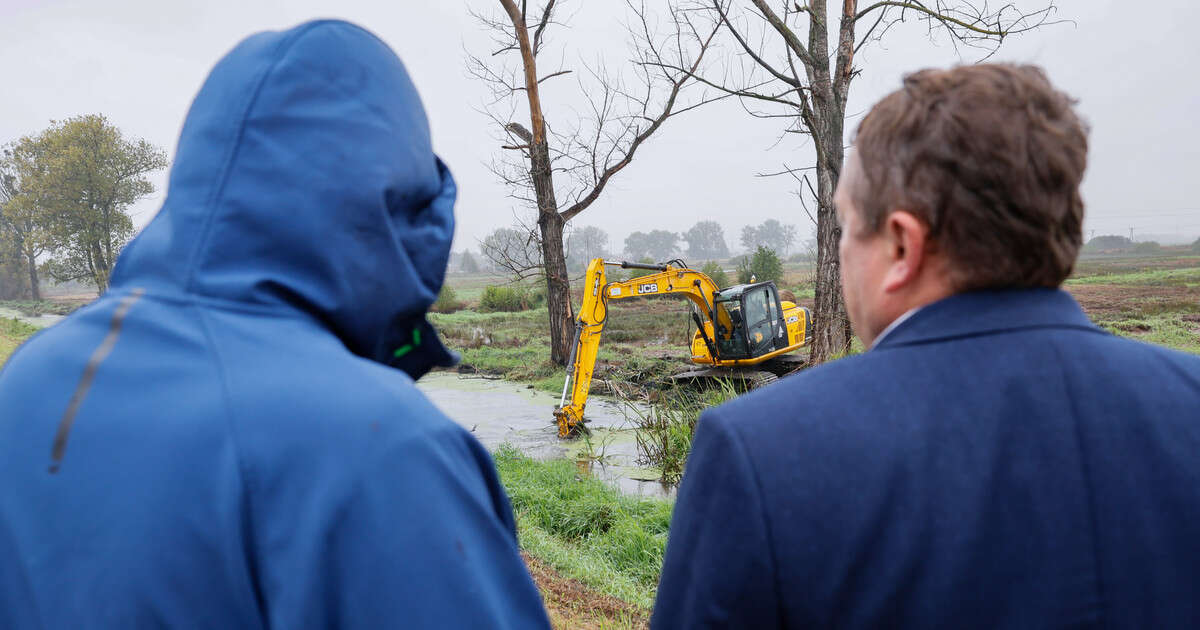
[2, 0, 1198, 253]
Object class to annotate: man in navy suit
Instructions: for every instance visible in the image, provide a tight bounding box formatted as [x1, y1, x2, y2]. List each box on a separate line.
[653, 64, 1200, 628]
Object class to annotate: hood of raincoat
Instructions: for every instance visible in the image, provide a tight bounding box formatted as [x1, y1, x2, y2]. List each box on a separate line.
[111, 19, 457, 377]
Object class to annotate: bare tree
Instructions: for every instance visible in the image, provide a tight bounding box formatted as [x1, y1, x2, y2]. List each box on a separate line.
[480, 223, 543, 281]
[468, 1, 721, 365]
[648, 0, 1061, 363]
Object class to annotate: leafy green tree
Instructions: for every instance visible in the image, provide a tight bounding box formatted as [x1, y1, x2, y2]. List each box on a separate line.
[700, 260, 729, 288]
[1084, 235, 1133, 251]
[624, 229, 678, 261]
[0, 229, 27, 299]
[460, 250, 480, 274]
[737, 246, 783, 284]
[739, 225, 758, 252]
[683, 221, 729, 261]
[629, 256, 659, 279]
[1, 144, 54, 300]
[566, 225, 609, 270]
[481, 226, 541, 280]
[1132, 241, 1162, 255]
[19, 115, 167, 294]
[740, 219, 798, 255]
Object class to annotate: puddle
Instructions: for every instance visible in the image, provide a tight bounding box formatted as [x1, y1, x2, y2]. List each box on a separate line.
[416, 371, 675, 500]
[0, 307, 65, 329]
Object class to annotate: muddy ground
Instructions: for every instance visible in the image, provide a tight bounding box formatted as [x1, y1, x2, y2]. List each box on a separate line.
[1066, 283, 1200, 319]
[524, 553, 649, 629]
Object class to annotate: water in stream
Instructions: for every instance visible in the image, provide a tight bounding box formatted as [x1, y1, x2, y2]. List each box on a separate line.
[2, 308, 674, 499]
[416, 370, 675, 500]
[0, 307, 65, 329]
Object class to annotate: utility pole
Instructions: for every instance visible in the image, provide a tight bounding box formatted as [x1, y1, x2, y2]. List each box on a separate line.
[1129, 227, 1135, 242]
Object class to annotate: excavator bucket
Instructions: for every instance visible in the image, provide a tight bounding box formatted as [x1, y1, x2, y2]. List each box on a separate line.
[553, 405, 583, 438]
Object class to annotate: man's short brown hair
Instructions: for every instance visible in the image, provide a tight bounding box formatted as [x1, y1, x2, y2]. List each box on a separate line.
[852, 64, 1088, 289]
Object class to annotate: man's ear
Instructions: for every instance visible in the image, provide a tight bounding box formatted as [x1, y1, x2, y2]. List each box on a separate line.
[881, 210, 929, 293]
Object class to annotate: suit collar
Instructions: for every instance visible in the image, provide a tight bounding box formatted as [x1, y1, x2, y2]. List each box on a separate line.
[872, 288, 1100, 350]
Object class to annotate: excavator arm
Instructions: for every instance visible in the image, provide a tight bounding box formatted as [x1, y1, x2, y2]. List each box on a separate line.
[553, 258, 723, 437]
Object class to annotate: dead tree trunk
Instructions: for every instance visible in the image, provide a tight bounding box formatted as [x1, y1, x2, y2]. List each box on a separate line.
[537, 205, 575, 364]
[499, 0, 574, 364]
[806, 0, 856, 362]
[530, 135, 573, 363]
[811, 144, 851, 361]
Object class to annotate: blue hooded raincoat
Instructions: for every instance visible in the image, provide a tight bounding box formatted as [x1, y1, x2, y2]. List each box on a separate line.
[1, 20, 550, 629]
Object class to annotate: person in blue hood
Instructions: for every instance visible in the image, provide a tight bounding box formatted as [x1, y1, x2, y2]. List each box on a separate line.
[0, 20, 551, 628]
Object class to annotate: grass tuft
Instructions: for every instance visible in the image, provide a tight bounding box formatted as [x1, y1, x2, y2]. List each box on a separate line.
[495, 445, 672, 609]
[625, 381, 741, 485]
[0, 317, 40, 366]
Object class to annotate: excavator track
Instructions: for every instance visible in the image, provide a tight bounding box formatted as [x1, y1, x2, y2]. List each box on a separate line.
[668, 367, 777, 390]
[668, 351, 809, 390]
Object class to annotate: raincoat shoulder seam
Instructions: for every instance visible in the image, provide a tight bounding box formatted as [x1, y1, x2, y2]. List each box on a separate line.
[182, 21, 331, 296]
[190, 298, 270, 623]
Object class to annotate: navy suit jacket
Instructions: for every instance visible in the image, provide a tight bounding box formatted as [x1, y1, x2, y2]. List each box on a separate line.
[653, 288, 1200, 629]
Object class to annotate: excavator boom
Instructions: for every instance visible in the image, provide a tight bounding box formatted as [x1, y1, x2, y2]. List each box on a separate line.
[553, 257, 812, 438]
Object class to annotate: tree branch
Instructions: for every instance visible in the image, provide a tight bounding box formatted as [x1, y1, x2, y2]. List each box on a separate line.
[710, 0, 804, 88]
[559, 4, 721, 222]
[532, 0, 558, 56]
[855, 1, 1059, 38]
[747, 0, 816, 68]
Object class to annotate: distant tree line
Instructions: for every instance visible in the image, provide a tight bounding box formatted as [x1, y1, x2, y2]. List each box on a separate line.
[0, 114, 167, 298]
[1082, 234, 1192, 256]
[475, 219, 802, 276]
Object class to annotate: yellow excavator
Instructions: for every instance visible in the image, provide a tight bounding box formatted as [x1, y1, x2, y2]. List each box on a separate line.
[553, 257, 812, 437]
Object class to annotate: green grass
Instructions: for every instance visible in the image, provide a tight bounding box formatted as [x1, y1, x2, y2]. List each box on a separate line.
[1097, 313, 1200, 354]
[429, 309, 559, 386]
[0, 317, 40, 366]
[626, 380, 741, 485]
[1071, 254, 1200, 278]
[1065, 266, 1200, 287]
[430, 301, 696, 392]
[442, 272, 534, 304]
[0, 299, 79, 317]
[495, 445, 672, 610]
[1060, 256, 1200, 355]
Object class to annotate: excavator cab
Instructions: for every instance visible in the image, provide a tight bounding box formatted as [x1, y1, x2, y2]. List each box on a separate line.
[712, 282, 789, 360]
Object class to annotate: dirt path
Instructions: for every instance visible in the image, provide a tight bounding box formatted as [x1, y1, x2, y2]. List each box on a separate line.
[523, 553, 649, 629]
[1066, 283, 1200, 318]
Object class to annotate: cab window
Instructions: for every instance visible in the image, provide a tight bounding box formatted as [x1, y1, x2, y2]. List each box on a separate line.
[743, 286, 777, 356]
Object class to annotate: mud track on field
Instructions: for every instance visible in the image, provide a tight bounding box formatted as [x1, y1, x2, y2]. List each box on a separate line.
[1066, 284, 1200, 318]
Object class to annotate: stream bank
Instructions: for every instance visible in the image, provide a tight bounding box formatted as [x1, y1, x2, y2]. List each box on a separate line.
[417, 370, 674, 499]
